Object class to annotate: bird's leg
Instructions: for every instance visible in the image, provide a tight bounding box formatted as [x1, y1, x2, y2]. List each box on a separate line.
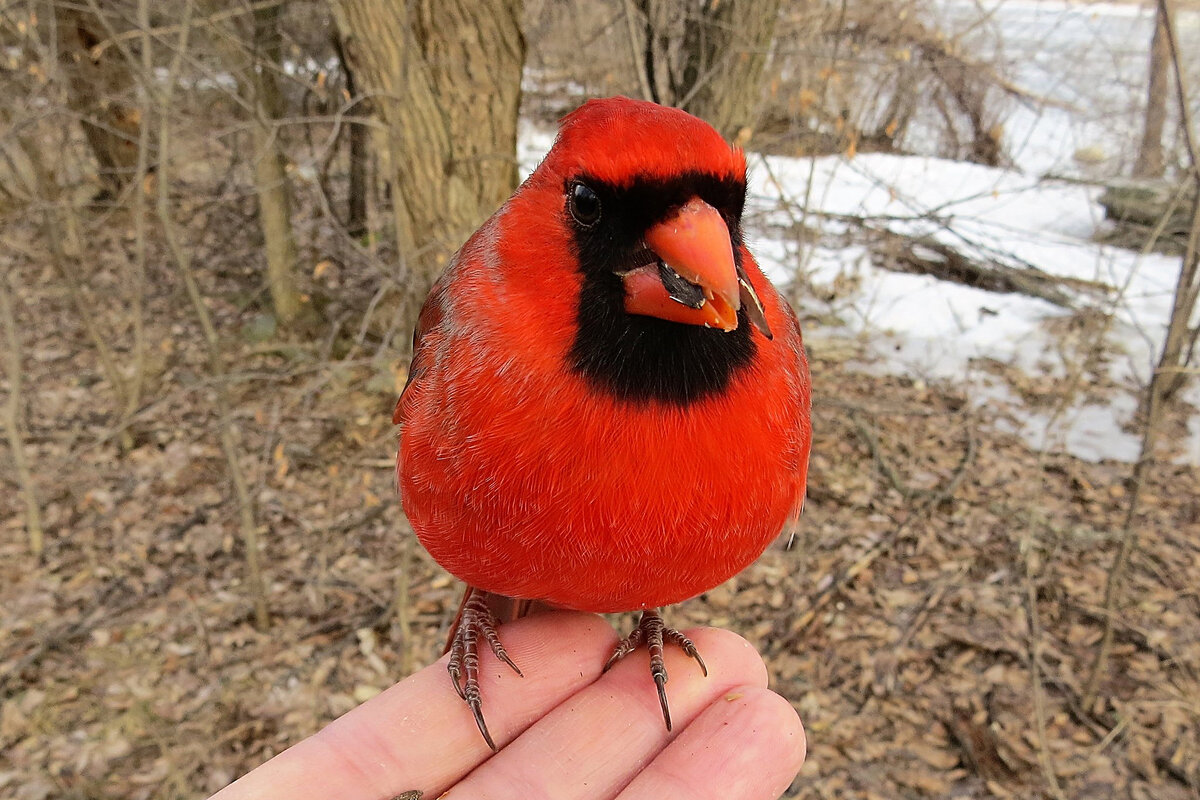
[446, 587, 523, 750]
[604, 608, 707, 731]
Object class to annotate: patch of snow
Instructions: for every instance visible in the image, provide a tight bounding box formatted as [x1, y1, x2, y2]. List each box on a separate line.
[747, 150, 1196, 465]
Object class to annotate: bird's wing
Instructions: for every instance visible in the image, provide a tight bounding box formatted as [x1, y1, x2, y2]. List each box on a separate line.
[392, 269, 452, 426]
[780, 298, 812, 523]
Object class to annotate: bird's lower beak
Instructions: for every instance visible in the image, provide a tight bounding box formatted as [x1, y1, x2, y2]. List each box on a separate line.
[621, 197, 741, 332]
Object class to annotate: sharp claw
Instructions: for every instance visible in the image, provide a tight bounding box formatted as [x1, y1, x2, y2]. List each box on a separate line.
[482, 622, 523, 677]
[604, 626, 644, 672]
[607, 609, 705, 734]
[448, 665, 466, 699]
[664, 628, 708, 677]
[496, 648, 523, 677]
[654, 672, 672, 731]
[470, 700, 498, 751]
[603, 644, 629, 673]
[446, 589, 522, 750]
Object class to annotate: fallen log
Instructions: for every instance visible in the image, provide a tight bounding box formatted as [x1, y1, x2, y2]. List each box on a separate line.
[1098, 178, 1194, 234]
[871, 228, 1101, 309]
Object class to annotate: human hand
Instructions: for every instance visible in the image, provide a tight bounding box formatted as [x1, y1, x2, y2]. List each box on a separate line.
[209, 611, 805, 799]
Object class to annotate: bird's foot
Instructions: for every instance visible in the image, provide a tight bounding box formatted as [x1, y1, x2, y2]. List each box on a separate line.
[604, 608, 707, 731]
[447, 588, 523, 750]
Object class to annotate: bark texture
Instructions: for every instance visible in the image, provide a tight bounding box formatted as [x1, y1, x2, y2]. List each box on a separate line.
[211, 2, 304, 328]
[248, 3, 303, 328]
[52, 3, 143, 196]
[678, 0, 784, 141]
[332, 0, 525, 338]
[636, 0, 783, 141]
[332, 29, 369, 237]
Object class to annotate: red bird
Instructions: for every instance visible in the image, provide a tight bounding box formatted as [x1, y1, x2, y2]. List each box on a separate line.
[396, 97, 811, 749]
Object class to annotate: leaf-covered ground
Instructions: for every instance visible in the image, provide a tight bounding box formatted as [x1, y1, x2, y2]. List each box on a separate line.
[2, 201, 1196, 800]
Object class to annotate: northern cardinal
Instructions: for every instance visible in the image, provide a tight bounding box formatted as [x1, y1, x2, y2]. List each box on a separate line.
[395, 97, 811, 749]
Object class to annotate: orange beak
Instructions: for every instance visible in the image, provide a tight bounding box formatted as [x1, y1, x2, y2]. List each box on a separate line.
[621, 197, 741, 332]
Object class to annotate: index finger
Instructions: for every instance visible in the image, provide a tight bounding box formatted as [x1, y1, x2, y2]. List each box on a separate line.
[209, 611, 618, 800]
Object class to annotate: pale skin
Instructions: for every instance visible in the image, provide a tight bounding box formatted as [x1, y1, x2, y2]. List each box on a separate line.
[209, 611, 806, 800]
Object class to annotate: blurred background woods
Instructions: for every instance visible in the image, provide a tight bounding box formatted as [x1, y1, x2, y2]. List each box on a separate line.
[2, 0, 1199, 797]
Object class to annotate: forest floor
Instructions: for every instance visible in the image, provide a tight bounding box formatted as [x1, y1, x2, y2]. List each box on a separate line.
[1, 189, 1198, 799]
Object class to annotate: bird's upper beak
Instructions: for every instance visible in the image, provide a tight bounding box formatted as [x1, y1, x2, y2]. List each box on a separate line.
[620, 197, 742, 332]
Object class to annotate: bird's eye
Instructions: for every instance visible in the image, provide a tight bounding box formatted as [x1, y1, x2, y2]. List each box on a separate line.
[568, 182, 601, 227]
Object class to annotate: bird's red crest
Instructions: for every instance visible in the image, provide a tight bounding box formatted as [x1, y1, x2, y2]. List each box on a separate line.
[548, 96, 747, 185]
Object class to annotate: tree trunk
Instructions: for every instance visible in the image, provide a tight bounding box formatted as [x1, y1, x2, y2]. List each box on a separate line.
[679, 0, 784, 142]
[634, 0, 782, 141]
[331, 0, 525, 342]
[332, 30, 369, 238]
[250, 4, 303, 329]
[52, 3, 143, 197]
[1133, 2, 1170, 179]
[211, 1, 304, 329]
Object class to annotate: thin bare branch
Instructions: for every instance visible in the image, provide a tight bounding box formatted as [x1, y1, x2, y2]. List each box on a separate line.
[89, 0, 285, 57]
[0, 270, 44, 559]
[152, 0, 271, 630]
